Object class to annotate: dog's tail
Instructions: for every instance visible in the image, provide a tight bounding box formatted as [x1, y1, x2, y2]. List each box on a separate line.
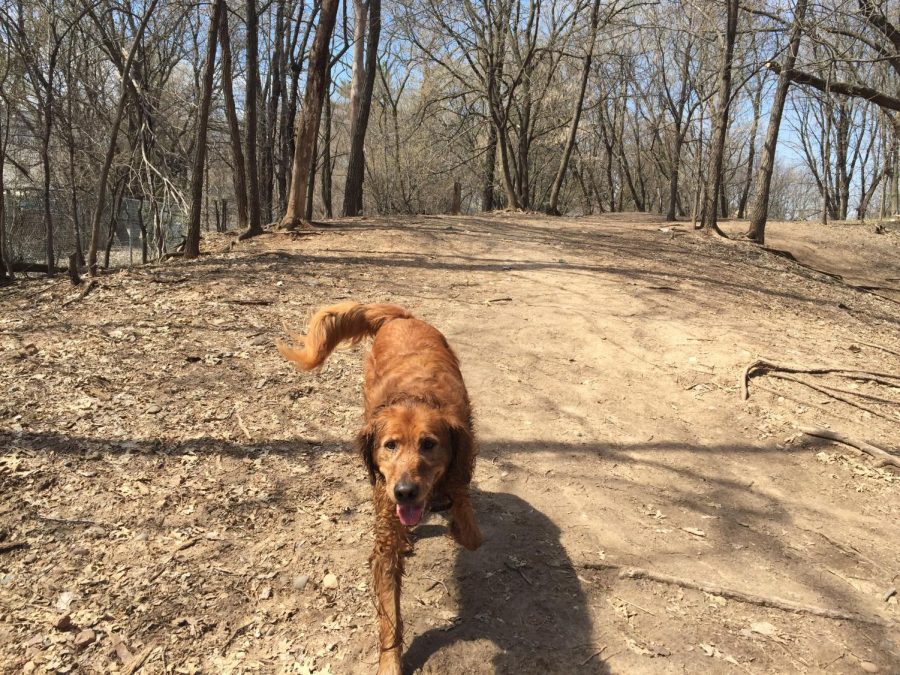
[278, 301, 413, 371]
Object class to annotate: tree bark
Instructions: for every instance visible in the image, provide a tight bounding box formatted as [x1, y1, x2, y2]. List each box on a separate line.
[282, 0, 340, 228]
[185, 0, 224, 259]
[701, 0, 739, 236]
[218, 3, 249, 232]
[747, 0, 808, 241]
[547, 0, 601, 216]
[482, 121, 497, 211]
[321, 88, 333, 218]
[342, 0, 381, 216]
[241, 0, 263, 239]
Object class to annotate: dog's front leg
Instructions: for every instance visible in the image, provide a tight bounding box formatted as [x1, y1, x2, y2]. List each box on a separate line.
[371, 483, 407, 675]
[449, 488, 483, 551]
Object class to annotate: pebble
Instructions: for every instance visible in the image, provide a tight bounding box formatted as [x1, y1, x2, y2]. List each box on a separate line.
[74, 629, 96, 649]
[860, 662, 879, 673]
[292, 575, 309, 591]
[54, 615, 72, 631]
[322, 573, 338, 590]
[145, 404, 162, 415]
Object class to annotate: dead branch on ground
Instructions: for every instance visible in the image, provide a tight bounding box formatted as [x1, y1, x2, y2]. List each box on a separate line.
[800, 427, 900, 470]
[62, 279, 97, 307]
[618, 567, 891, 626]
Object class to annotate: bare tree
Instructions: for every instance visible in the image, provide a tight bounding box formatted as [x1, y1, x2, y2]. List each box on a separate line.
[185, 0, 224, 259]
[282, 0, 340, 228]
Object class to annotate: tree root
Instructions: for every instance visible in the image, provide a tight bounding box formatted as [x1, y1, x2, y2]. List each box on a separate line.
[618, 567, 891, 626]
[800, 427, 900, 470]
[741, 358, 900, 401]
[767, 372, 897, 422]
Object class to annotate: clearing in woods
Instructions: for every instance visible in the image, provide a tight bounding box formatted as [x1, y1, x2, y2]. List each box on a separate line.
[1, 213, 898, 674]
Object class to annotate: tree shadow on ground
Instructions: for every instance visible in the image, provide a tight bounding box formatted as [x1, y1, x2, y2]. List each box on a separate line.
[404, 490, 609, 674]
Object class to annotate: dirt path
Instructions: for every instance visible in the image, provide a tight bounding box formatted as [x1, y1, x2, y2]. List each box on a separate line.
[1, 214, 898, 674]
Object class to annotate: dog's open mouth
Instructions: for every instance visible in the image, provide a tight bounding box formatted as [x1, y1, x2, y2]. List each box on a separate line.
[396, 503, 426, 527]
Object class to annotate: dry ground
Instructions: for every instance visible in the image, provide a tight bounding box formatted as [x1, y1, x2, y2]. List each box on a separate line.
[1, 213, 899, 674]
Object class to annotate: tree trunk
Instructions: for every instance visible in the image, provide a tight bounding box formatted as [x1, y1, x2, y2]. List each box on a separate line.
[746, 0, 807, 243]
[281, 0, 340, 228]
[342, 0, 381, 216]
[242, 0, 263, 238]
[0, 105, 10, 280]
[547, 0, 600, 215]
[482, 121, 497, 211]
[666, 130, 684, 221]
[40, 104, 56, 275]
[137, 195, 147, 264]
[104, 177, 127, 269]
[321, 91, 333, 218]
[219, 4, 249, 232]
[185, 0, 224, 259]
[701, 0, 739, 236]
[737, 84, 762, 219]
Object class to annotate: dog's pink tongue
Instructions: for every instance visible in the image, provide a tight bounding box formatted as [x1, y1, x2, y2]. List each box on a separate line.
[396, 504, 425, 527]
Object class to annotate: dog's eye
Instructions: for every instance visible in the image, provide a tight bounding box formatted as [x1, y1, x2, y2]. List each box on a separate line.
[384, 440, 397, 451]
[420, 438, 436, 451]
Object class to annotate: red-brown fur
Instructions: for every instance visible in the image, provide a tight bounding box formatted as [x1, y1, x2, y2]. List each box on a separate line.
[279, 302, 482, 674]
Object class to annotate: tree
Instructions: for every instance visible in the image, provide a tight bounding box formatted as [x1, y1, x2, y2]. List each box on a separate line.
[746, 0, 807, 243]
[699, 0, 739, 235]
[281, 0, 340, 229]
[342, 0, 381, 216]
[185, 0, 224, 259]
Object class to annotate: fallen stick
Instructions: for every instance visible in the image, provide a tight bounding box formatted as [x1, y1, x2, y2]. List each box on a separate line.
[122, 643, 157, 675]
[62, 279, 97, 307]
[800, 427, 900, 470]
[0, 541, 29, 554]
[618, 567, 891, 626]
[856, 341, 900, 359]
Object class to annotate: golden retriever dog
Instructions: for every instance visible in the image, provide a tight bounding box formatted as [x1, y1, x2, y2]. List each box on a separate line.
[279, 302, 483, 674]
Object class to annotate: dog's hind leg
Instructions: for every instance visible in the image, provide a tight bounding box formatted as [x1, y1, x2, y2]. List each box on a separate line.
[371, 484, 408, 675]
[448, 489, 483, 551]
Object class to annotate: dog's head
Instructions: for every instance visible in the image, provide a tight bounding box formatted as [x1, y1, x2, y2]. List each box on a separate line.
[358, 402, 473, 527]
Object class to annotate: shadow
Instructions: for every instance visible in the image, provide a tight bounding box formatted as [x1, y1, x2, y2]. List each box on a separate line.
[405, 490, 609, 674]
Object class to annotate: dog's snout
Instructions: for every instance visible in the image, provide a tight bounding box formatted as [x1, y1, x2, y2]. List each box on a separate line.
[393, 478, 419, 504]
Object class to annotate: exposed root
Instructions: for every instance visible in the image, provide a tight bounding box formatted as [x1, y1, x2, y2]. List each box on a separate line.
[618, 567, 892, 626]
[800, 427, 900, 470]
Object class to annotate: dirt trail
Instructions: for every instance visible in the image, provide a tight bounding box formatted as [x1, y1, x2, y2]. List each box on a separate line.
[1, 214, 898, 674]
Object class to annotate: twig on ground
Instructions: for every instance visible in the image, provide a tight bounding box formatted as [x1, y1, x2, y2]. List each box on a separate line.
[618, 567, 891, 626]
[148, 538, 199, 583]
[122, 644, 157, 675]
[33, 514, 111, 528]
[221, 617, 254, 655]
[580, 645, 608, 666]
[856, 341, 900, 359]
[0, 541, 29, 553]
[62, 279, 97, 307]
[800, 427, 900, 470]
[613, 594, 656, 616]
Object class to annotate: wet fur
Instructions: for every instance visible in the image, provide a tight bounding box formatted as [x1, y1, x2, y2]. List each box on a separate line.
[280, 302, 482, 674]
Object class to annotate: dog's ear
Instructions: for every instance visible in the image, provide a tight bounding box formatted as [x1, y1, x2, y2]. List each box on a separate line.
[356, 425, 378, 484]
[446, 419, 476, 487]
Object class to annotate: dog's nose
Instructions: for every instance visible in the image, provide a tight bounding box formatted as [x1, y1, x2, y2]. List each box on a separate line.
[394, 479, 419, 504]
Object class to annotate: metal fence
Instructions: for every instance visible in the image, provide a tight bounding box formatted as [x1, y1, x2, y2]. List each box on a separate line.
[2, 188, 188, 269]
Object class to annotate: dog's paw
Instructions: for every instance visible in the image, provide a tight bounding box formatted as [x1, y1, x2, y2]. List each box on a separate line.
[450, 520, 483, 551]
[376, 653, 402, 675]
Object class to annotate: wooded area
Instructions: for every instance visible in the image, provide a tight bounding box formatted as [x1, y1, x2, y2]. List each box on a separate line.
[0, 0, 898, 276]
